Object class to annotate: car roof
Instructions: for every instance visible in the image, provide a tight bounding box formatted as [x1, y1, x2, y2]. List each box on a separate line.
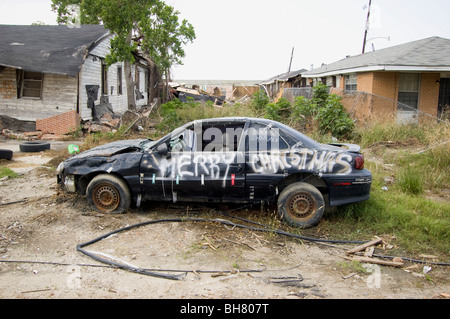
[186, 117, 321, 148]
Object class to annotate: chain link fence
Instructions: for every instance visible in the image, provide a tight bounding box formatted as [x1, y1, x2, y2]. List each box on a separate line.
[282, 87, 449, 124]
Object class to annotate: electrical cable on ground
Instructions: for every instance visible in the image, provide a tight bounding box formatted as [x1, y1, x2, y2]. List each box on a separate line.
[1, 196, 449, 280]
[1, 216, 449, 280]
[74, 216, 450, 280]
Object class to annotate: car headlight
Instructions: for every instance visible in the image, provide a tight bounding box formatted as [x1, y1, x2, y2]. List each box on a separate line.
[56, 162, 64, 175]
[63, 175, 76, 193]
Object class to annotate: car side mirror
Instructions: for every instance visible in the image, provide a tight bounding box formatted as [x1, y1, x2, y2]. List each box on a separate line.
[156, 143, 169, 155]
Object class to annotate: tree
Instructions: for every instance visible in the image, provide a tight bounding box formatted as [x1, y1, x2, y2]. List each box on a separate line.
[51, 0, 195, 108]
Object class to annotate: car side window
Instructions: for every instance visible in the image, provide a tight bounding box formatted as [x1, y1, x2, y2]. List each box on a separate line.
[170, 127, 197, 152]
[277, 127, 299, 149]
[247, 123, 291, 152]
[201, 123, 244, 152]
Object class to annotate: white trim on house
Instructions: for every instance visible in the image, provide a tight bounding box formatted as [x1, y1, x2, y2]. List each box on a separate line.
[303, 65, 450, 78]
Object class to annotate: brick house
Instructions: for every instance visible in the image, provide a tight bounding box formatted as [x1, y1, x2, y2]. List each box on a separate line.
[0, 25, 149, 134]
[301, 37, 450, 123]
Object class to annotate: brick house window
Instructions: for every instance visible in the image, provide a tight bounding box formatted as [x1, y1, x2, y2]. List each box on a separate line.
[398, 73, 420, 111]
[345, 73, 357, 91]
[17, 70, 43, 99]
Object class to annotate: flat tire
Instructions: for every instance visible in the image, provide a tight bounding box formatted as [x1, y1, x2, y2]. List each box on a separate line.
[277, 182, 325, 228]
[86, 174, 131, 214]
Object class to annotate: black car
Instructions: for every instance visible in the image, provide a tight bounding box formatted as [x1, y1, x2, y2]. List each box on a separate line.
[57, 117, 372, 228]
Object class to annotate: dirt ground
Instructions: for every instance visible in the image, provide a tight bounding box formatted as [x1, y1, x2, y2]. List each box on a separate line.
[0, 144, 449, 300]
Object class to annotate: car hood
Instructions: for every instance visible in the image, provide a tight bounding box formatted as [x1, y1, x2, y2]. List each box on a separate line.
[66, 139, 147, 160]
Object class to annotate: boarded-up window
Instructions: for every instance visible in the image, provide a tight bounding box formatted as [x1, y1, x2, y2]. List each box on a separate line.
[17, 70, 43, 99]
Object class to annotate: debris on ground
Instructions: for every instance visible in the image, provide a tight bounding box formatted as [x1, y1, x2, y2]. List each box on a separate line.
[169, 82, 225, 106]
[343, 236, 405, 267]
[82, 100, 159, 135]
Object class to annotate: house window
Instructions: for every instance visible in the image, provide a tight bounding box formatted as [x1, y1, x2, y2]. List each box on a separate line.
[101, 62, 108, 95]
[398, 73, 420, 111]
[345, 73, 357, 91]
[17, 70, 43, 99]
[117, 66, 123, 95]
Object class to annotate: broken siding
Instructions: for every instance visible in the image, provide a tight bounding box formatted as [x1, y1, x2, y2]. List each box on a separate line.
[79, 36, 148, 120]
[134, 64, 148, 107]
[0, 67, 77, 121]
[79, 35, 127, 120]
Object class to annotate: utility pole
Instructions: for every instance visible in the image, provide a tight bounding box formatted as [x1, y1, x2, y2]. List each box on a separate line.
[362, 0, 372, 54]
[288, 47, 294, 72]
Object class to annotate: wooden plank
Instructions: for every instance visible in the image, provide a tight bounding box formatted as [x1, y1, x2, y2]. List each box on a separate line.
[345, 255, 404, 267]
[346, 238, 382, 255]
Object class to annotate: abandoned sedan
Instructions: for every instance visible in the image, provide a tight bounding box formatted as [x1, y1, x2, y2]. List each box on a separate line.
[57, 117, 372, 228]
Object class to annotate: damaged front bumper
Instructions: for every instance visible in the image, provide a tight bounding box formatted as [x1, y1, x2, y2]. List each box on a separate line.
[56, 162, 76, 193]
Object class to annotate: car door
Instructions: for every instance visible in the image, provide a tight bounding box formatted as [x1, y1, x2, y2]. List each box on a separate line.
[139, 124, 197, 202]
[245, 121, 293, 201]
[173, 121, 246, 201]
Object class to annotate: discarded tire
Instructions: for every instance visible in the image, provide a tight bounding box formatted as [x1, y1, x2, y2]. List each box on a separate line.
[0, 149, 13, 160]
[19, 141, 51, 153]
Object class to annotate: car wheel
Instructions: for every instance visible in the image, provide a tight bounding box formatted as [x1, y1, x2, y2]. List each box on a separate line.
[86, 174, 131, 214]
[0, 149, 13, 160]
[19, 141, 51, 153]
[277, 182, 325, 228]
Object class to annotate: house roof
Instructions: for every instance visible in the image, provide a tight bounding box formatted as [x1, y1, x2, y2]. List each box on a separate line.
[260, 69, 307, 85]
[302, 36, 450, 78]
[0, 25, 109, 77]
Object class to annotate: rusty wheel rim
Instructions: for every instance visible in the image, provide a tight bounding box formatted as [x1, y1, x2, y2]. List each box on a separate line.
[92, 183, 120, 213]
[287, 193, 316, 220]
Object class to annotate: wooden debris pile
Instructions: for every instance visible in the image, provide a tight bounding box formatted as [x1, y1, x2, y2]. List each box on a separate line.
[343, 237, 405, 267]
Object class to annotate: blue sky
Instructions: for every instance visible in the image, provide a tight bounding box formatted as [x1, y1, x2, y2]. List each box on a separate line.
[2, 0, 450, 81]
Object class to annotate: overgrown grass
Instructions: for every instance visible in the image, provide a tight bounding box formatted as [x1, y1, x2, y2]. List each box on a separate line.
[331, 121, 450, 258]
[0, 166, 19, 179]
[325, 187, 449, 258]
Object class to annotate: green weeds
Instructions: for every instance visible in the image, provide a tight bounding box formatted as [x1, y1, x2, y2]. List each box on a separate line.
[0, 167, 19, 179]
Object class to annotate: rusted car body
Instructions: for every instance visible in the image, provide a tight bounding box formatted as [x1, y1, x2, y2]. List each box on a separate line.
[57, 117, 372, 228]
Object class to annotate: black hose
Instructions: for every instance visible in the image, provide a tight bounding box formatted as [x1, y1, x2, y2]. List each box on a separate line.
[76, 217, 450, 281]
[77, 216, 362, 280]
[217, 210, 367, 244]
[1, 216, 448, 281]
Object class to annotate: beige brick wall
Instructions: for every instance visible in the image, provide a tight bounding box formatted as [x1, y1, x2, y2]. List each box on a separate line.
[335, 71, 440, 123]
[356, 72, 373, 92]
[419, 73, 440, 119]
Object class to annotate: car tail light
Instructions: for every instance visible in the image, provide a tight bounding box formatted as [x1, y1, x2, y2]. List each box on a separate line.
[354, 154, 365, 170]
